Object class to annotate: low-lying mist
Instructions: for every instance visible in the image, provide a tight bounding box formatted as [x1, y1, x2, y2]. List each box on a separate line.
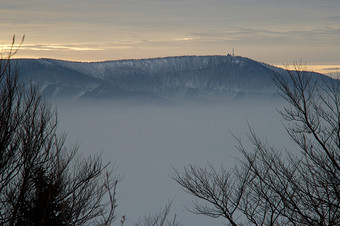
[54, 97, 295, 225]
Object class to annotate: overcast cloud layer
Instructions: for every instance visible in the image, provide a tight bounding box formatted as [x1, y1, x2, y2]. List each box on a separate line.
[1, 0, 340, 67]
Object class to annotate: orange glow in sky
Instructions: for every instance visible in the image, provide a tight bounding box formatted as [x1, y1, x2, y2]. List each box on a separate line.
[1, 0, 339, 70]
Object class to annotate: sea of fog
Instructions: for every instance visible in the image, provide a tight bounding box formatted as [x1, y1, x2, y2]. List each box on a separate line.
[54, 98, 296, 226]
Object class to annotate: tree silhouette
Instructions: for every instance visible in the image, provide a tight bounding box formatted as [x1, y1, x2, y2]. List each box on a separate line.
[173, 65, 340, 225]
[0, 37, 118, 225]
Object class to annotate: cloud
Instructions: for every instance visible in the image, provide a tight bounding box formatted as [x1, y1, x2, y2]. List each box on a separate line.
[187, 26, 340, 45]
[174, 37, 193, 41]
[1, 0, 339, 64]
[1, 43, 103, 52]
[323, 67, 340, 71]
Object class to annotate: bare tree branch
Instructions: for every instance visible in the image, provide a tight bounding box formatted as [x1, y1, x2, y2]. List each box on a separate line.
[173, 64, 340, 225]
[0, 36, 118, 225]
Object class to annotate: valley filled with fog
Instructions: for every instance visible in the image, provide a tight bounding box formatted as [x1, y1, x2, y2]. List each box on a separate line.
[14, 55, 333, 225]
[55, 98, 296, 225]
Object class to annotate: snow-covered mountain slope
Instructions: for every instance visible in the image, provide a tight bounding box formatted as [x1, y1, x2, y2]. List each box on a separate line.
[13, 55, 331, 103]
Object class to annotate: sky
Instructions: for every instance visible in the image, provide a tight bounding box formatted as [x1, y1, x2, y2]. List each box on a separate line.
[1, 0, 340, 74]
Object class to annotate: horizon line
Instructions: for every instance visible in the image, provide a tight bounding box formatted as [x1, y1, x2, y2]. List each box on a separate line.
[10, 54, 339, 76]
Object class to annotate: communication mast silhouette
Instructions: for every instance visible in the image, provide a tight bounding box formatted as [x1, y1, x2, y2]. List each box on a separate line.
[232, 48, 235, 57]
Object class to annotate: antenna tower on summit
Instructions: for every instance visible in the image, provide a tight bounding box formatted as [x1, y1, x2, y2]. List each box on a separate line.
[232, 48, 234, 57]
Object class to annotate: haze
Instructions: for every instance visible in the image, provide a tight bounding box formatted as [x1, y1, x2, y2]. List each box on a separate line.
[54, 98, 296, 225]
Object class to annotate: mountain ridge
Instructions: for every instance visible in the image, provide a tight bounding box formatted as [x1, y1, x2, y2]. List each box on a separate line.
[13, 55, 330, 104]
